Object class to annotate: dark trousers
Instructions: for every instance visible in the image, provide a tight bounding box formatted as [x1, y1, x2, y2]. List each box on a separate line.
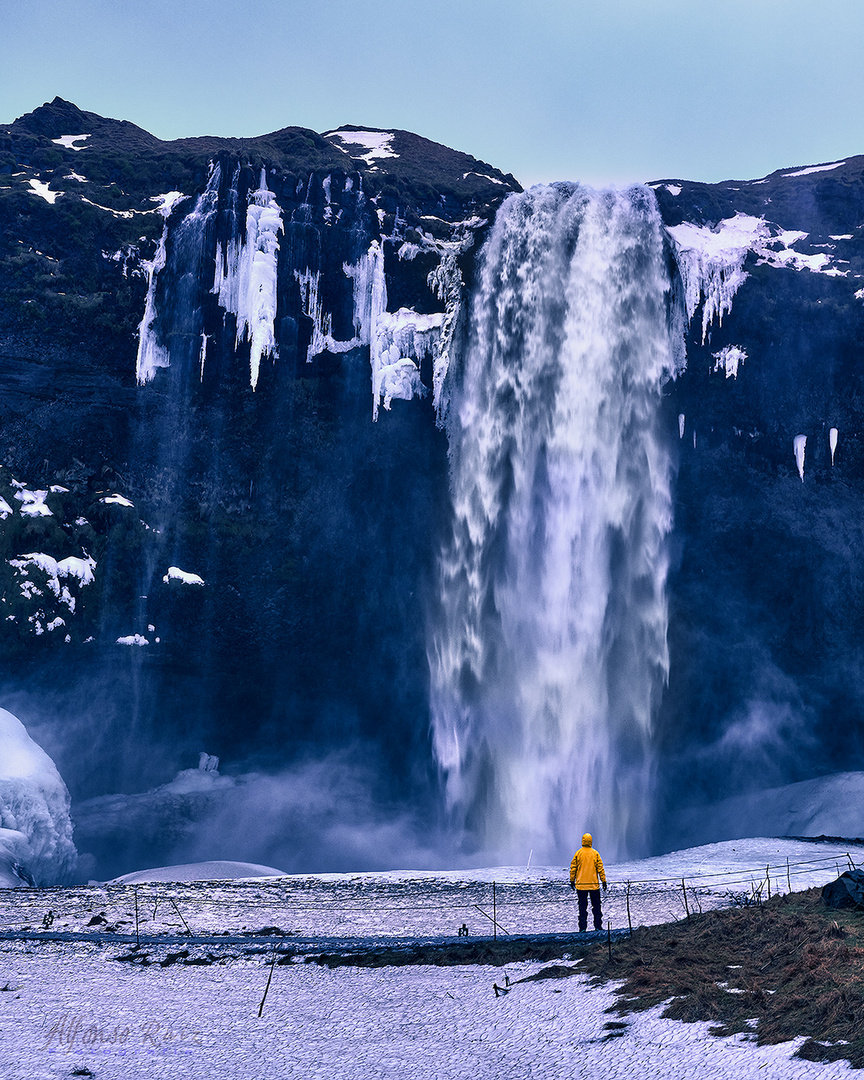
[577, 889, 602, 932]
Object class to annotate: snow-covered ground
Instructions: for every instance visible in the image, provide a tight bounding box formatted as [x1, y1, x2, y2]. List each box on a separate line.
[0, 838, 859, 1078]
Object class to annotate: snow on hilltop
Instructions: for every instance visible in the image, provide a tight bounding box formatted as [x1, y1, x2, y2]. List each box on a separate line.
[322, 129, 399, 166]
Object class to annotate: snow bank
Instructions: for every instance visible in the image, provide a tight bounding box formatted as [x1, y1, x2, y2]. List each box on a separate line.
[0, 707, 77, 886]
[676, 773, 864, 848]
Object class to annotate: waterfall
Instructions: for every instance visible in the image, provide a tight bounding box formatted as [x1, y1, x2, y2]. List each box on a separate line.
[136, 163, 221, 384]
[429, 183, 678, 863]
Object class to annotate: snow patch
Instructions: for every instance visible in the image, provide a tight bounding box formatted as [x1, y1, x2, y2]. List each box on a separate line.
[100, 493, 134, 507]
[149, 190, 187, 217]
[52, 134, 90, 150]
[13, 489, 52, 517]
[78, 197, 136, 219]
[323, 129, 398, 165]
[163, 566, 205, 586]
[462, 171, 506, 186]
[116, 634, 149, 646]
[783, 161, 845, 178]
[27, 179, 60, 204]
[9, 553, 96, 609]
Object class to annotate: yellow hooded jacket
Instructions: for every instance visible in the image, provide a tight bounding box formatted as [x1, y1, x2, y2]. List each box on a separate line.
[570, 834, 606, 891]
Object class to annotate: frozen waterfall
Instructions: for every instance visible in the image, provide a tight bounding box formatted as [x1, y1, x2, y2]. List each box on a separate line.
[429, 184, 678, 863]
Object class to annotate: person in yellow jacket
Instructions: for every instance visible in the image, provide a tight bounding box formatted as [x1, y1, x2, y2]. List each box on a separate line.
[569, 833, 607, 932]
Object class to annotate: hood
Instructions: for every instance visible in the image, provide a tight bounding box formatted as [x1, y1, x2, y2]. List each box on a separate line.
[582, 833, 593, 847]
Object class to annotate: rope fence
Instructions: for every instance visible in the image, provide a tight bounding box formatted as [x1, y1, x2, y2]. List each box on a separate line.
[0, 852, 858, 942]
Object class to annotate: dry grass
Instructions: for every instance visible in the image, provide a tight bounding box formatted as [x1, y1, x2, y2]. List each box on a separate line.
[573, 888, 864, 1068]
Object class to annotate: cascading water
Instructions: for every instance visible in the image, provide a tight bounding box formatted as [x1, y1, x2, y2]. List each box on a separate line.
[136, 163, 221, 385]
[429, 183, 679, 864]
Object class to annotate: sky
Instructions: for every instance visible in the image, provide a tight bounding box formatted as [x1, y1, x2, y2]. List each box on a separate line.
[4, 0, 864, 189]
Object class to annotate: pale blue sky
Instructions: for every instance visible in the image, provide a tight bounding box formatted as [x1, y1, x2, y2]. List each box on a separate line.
[4, 0, 864, 188]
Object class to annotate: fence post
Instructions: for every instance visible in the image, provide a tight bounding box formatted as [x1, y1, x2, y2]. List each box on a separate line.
[766, 867, 771, 900]
[681, 879, 690, 918]
[493, 882, 497, 942]
[625, 881, 633, 936]
[786, 857, 791, 893]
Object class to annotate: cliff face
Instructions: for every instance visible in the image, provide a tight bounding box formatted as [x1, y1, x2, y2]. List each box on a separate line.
[652, 161, 864, 835]
[2, 97, 864, 873]
[0, 99, 519, 836]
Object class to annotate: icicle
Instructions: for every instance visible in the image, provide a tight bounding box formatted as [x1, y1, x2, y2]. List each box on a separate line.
[829, 427, 838, 465]
[794, 434, 807, 481]
[213, 167, 283, 390]
[678, 414, 685, 439]
[135, 222, 170, 383]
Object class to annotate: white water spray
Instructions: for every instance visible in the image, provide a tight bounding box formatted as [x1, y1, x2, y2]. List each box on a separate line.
[429, 184, 679, 863]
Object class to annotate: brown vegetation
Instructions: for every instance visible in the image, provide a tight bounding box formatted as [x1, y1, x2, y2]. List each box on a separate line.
[574, 888, 864, 1069]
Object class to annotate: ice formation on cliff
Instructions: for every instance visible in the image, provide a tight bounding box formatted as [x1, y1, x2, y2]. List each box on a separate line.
[668, 214, 849, 342]
[794, 434, 807, 481]
[213, 168, 284, 390]
[0, 707, 77, 886]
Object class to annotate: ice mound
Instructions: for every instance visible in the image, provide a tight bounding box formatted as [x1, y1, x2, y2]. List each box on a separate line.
[0, 707, 77, 886]
[111, 860, 286, 884]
